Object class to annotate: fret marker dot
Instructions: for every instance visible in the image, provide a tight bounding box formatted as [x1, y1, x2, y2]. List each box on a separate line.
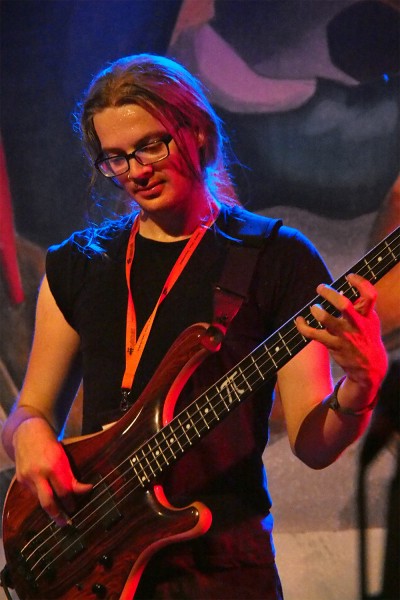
[275, 346, 280, 352]
[186, 424, 191, 429]
[378, 256, 382, 262]
[169, 437, 174, 443]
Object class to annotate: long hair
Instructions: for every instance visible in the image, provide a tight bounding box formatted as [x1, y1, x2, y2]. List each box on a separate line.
[75, 53, 238, 207]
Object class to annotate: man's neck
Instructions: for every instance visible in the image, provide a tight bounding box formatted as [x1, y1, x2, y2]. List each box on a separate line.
[137, 197, 219, 242]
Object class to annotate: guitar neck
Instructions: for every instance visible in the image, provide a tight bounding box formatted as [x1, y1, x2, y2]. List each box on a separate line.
[128, 226, 400, 485]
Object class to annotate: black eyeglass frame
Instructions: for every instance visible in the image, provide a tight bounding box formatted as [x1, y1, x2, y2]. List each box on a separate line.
[94, 133, 173, 178]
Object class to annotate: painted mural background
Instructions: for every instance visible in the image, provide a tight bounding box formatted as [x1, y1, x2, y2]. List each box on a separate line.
[0, 1, 399, 598]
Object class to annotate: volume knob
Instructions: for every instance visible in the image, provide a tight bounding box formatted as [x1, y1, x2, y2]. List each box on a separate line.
[92, 582, 107, 598]
[98, 554, 113, 569]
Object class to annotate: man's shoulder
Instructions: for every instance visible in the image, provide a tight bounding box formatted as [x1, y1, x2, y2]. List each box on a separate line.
[47, 214, 134, 260]
[218, 204, 282, 247]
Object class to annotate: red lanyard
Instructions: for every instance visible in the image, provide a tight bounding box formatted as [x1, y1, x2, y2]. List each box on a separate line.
[121, 210, 218, 404]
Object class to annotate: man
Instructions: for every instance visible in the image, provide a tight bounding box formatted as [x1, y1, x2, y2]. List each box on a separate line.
[2, 54, 387, 599]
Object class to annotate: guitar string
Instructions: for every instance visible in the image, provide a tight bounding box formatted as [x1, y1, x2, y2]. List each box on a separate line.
[23, 231, 400, 582]
[25, 232, 400, 581]
[24, 231, 400, 580]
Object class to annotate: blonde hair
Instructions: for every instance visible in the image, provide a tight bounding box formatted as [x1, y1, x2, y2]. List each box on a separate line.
[76, 53, 238, 205]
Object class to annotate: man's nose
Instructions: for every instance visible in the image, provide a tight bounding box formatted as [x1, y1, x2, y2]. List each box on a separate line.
[128, 158, 153, 180]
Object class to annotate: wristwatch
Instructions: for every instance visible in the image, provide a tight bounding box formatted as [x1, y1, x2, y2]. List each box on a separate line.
[327, 376, 377, 416]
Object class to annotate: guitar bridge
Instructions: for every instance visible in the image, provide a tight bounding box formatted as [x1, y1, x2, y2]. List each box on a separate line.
[14, 523, 87, 590]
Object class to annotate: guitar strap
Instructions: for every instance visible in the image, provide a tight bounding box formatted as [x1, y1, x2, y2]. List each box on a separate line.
[212, 208, 282, 334]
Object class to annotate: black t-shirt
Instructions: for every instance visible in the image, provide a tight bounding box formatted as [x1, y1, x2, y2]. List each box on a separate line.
[46, 204, 331, 567]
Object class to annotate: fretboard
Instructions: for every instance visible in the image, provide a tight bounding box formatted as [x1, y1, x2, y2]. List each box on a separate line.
[127, 226, 400, 487]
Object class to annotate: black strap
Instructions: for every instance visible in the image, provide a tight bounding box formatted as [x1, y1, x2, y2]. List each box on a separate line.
[225, 207, 282, 248]
[213, 207, 282, 332]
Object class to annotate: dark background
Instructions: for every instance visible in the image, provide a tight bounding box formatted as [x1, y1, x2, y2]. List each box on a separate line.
[1, 0, 399, 248]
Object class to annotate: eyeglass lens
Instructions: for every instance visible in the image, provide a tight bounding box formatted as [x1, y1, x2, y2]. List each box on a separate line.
[97, 138, 170, 177]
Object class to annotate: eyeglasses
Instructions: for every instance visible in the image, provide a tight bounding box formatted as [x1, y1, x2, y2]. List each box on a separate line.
[95, 134, 173, 178]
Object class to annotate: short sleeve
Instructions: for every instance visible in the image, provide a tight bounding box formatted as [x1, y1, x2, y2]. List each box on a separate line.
[255, 225, 332, 330]
[46, 234, 89, 329]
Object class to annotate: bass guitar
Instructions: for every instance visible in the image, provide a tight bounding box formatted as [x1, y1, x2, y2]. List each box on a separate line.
[2, 226, 399, 599]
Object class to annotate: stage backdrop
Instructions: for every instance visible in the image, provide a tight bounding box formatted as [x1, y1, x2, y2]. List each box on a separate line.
[1, 2, 399, 599]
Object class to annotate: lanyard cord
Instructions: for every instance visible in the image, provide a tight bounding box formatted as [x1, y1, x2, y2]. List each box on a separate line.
[121, 210, 218, 408]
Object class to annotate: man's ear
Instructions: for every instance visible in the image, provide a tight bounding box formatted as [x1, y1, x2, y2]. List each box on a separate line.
[196, 130, 207, 168]
[197, 129, 206, 148]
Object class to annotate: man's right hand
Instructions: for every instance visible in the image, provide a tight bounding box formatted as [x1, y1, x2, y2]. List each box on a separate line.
[13, 417, 92, 527]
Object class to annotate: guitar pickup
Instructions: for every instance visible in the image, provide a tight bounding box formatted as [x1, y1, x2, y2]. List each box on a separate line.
[49, 522, 86, 561]
[90, 476, 123, 531]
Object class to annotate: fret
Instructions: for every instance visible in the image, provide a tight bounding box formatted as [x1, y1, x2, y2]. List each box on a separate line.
[350, 285, 359, 300]
[187, 414, 200, 437]
[167, 431, 181, 458]
[338, 280, 357, 299]
[244, 363, 259, 390]
[290, 332, 307, 356]
[228, 378, 241, 404]
[303, 312, 320, 327]
[210, 404, 220, 421]
[238, 366, 252, 392]
[295, 320, 309, 344]
[384, 239, 397, 262]
[139, 448, 157, 479]
[336, 281, 347, 294]
[219, 392, 230, 412]
[277, 331, 291, 356]
[171, 426, 184, 453]
[129, 455, 149, 487]
[148, 440, 163, 472]
[363, 257, 377, 280]
[153, 433, 169, 467]
[178, 417, 193, 446]
[217, 380, 229, 407]
[157, 429, 175, 464]
[203, 392, 219, 417]
[186, 406, 203, 437]
[266, 344, 278, 369]
[197, 402, 211, 430]
[251, 354, 265, 380]
[167, 435, 176, 458]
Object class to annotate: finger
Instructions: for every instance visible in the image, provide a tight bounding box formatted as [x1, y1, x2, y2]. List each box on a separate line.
[316, 283, 353, 315]
[309, 304, 349, 336]
[297, 299, 350, 339]
[50, 472, 92, 514]
[315, 280, 370, 329]
[67, 478, 93, 513]
[295, 315, 340, 349]
[72, 478, 93, 495]
[345, 273, 377, 317]
[36, 479, 70, 526]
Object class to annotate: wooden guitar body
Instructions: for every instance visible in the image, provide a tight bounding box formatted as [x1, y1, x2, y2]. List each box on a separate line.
[2, 323, 215, 599]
